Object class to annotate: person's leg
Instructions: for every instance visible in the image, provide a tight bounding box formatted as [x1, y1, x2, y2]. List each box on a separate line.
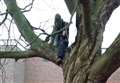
[56, 43, 66, 65]
[58, 49, 65, 60]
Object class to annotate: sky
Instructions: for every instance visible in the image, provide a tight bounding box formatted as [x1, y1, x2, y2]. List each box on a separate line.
[0, 0, 120, 50]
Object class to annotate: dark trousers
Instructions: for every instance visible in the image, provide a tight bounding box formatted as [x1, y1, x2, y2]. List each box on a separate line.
[57, 38, 68, 60]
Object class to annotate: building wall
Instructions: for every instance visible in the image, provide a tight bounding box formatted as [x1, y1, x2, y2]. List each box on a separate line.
[14, 60, 25, 83]
[24, 58, 63, 83]
[107, 68, 120, 83]
[0, 58, 120, 83]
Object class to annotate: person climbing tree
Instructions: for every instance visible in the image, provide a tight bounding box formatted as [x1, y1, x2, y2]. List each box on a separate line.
[50, 13, 69, 65]
[50, 13, 69, 47]
[57, 30, 69, 65]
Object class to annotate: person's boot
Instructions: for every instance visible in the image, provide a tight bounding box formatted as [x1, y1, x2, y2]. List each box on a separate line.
[56, 58, 63, 66]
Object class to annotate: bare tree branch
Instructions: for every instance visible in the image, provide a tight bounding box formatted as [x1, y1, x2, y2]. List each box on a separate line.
[0, 12, 6, 15]
[89, 33, 120, 82]
[32, 26, 50, 36]
[21, 0, 35, 12]
[0, 47, 59, 65]
[3, 0, 60, 66]
[0, 12, 8, 26]
[99, 0, 120, 28]
[65, 0, 78, 14]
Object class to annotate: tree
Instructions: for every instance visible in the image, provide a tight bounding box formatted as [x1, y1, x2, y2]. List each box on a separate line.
[0, 0, 120, 83]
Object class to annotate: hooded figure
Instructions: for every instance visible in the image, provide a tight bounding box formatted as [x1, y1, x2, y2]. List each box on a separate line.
[51, 13, 69, 47]
[51, 13, 69, 65]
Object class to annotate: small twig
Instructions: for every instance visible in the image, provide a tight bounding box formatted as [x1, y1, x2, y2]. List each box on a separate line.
[33, 26, 50, 36]
[0, 12, 6, 15]
[0, 12, 8, 26]
[21, 0, 35, 12]
[4, 18, 13, 51]
[14, 38, 28, 50]
[19, 37, 29, 45]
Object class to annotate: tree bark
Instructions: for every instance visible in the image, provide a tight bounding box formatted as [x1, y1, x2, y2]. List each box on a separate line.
[63, 0, 120, 83]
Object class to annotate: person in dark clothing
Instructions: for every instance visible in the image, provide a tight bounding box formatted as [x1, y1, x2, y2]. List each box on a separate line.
[50, 13, 69, 47]
[50, 13, 69, 65]
[57, 31, 68, 60]
[56, 31, 69, 65]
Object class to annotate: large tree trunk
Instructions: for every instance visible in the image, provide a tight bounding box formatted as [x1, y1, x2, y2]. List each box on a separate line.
[63, 0, 120, 83]
[2, 0, 120, 83]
